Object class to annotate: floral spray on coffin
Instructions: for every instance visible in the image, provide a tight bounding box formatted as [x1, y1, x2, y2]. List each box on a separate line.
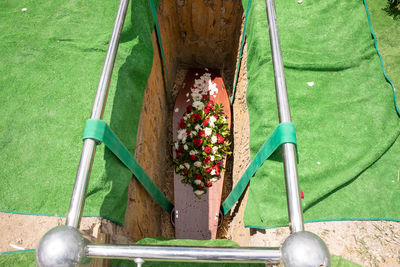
[172, 68, 231, 240]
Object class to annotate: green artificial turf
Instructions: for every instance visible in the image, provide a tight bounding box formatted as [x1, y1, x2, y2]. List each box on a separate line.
[111, 238, 361, 266]
[243, 0, 400, 228]
[0, 249, 360, 267]
[0, 0, 160, 225]
[0, 250, 36, 267]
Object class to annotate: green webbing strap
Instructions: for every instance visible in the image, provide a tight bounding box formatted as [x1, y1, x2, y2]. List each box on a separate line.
[149, 0, 174, 105]
[363, 0, 400, 117]
[231, 0, 252, 105]
[83, 119, 174, 213]
[221, 122, 297, 215]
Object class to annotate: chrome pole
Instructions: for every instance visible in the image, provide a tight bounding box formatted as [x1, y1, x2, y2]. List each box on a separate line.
[265, 0, 304, 233]
[86, 244, 281, 264]
[66, 0, 130, 228]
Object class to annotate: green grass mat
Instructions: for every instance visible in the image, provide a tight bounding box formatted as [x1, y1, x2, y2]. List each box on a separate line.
[0, 249, 359, 267]
[0, 250, 36, 267]
[110, 238, 359, 266]
[0, 0, 159, 224]
[243, 0, 400, 228]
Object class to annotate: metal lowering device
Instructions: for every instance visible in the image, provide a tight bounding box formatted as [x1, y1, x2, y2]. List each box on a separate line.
[36, 0, 331, 266]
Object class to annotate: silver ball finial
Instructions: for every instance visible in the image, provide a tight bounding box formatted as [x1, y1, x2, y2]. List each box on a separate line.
[281, 231, 331, 267]
[36, 225, 90, 267]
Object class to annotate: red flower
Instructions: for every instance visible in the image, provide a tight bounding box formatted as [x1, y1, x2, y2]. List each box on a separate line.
[186, 105, 193, 112]
[205, 168, 212, 173]
[211, 164, 219, 174]
[190, 155, 197, 161]
[202, 94, 208, 100]
[179, 119, 186, 129]
[214, 114, 219, 119]
[190, 113, 201, 121]
[194, 138, 203, 147]
[205, 182, 212, 187]
[198, 130, 205, 138]
[178, 146, 184, 152]
[202, 118, 209, 126]
[204, 146, 212, 154]
[203, 156, 211, 164]
[186, 130, 191, 136]
[176, 152, 181, 158]
[207, 100, 214, 109]
[216, 133, 224, 144]
[197, 185, 203, 189]
[183, 169, 188, 175]
[204, 108, 210, 114]
[194, 174, 203, 180]
[300, 190, 304, 199]
[216, 161, 222, 167]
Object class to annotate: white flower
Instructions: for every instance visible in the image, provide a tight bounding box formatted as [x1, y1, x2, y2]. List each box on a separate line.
[187, 123, 191, 127]
[177, 129, 186, 140]
[307, 81, 314, 87]
[192, 100, 204, 110]
[194, 180, 202, 185]
[210, 178, 218, 182]
[211, 135, 217, 144]
[184, 163, 190, 169]
[190, 131, 197, 137]
[174, 142, 179, 150]
[186, 93, 190, 97]
[194, 190, 204, 196]
[209, 116, 217, 127]
[195, 124, 201, 131]
[210, 155, 215, 161]
[194, 161, 202, 167]
[204, 127, 212, 137]
[210, 170, 216, 175]
[181, 136, 187, 144]
[189, 150, 197, 155]
[222, 116, 226, 122]
[21, 8, 27, 12]
[212, 146, 218, 154]
[179, 164, 185, 170]
[191, 92, 202, 101]
[184, 144, 188, 150]
[174, 107, 179, 113]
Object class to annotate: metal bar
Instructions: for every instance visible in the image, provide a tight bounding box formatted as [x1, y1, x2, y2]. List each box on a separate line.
[66, 0, 130, 228]
[86, 244, 281, 264]
[265, 0, 304, 233]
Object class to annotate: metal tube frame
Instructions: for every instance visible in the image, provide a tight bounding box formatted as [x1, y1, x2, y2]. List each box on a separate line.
[66, 0, 130, 228]
[51, 0, 313, 265]
[265, 0, 304, 233]
[86, 244, 281, 264]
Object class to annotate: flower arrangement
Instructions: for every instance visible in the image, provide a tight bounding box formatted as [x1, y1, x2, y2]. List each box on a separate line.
[173, 72, 231, 198]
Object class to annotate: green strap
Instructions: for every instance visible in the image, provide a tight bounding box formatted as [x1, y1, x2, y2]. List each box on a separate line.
[221, 122, 297, 215]
[149, 0, 174, 105]
[83, 119, 174, 213]
[363, 0, 400, 116]
[231, 0, 252, 105]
